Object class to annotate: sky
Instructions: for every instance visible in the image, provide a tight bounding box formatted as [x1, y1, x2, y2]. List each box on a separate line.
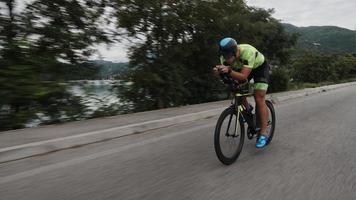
[245, 0, 356, 29]
[93, 43, 129, 63]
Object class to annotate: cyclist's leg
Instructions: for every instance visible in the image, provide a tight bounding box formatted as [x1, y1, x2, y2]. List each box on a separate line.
[254, 88, 268, 134]
[254, 85, 269, 148]
[252, 61, 270, 136]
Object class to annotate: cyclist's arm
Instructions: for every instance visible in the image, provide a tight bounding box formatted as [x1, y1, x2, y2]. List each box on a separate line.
[230, 67, 251, 81]
[215, 65, 251, 81]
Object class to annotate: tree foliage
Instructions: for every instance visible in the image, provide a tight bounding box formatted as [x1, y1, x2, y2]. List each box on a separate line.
[291, 51, 356, 83]
[0, 0, 112, 130]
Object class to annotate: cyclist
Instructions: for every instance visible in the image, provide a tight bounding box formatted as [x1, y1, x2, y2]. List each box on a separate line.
[213, 37, 270, 148]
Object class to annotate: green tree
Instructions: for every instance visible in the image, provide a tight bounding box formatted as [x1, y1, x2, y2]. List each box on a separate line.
[23, 0, 112, 64]
[0, 0, 113, 130]
[0, 0, 42, 129]
[334, 54, 356, 79]
[292, 52, 331, 83]
[113, 0, 201, 111]
[290, 50, 356, 86]
[269, 67, 290, 92]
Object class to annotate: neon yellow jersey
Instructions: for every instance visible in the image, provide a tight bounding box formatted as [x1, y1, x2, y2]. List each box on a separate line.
[220, 44, 265, 70]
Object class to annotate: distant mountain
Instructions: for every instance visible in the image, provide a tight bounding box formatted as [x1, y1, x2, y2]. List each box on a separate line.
[282, 23, 356, 53]
[89, 60, 128, 79]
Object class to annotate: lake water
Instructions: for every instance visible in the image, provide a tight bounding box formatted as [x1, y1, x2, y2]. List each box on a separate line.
[69, 80, 121, 110]
[26, 80, 122, 127]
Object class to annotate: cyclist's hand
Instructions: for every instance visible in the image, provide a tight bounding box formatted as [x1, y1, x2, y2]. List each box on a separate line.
[216, 65, 231, 74]
[213, 66, 220, 76]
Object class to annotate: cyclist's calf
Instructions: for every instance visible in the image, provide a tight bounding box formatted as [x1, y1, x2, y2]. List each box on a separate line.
[254, 90, 268, 134]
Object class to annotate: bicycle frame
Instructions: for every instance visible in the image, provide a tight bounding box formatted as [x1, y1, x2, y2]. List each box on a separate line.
[226, 92, 255, 137]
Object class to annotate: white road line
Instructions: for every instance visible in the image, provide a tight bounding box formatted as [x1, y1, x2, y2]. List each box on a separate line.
[0, 109, 221, 153]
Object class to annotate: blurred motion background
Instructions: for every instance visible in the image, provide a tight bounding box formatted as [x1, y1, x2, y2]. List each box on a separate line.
[1, 0, 355, 131]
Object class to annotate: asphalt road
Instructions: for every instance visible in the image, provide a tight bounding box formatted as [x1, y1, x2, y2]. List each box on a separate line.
[1, 85, 356, 200]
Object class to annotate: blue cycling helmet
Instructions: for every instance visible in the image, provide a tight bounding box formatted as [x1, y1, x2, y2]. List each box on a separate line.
[219, 37, 238, 59]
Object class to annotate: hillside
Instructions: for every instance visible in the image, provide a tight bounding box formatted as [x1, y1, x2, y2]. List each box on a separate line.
[283, 23, 356, 53]
[58, 61, 128, 80]
[90, 60, 128, 79]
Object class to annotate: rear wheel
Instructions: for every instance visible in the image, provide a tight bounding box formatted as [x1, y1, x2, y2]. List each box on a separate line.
[214, 107, 245, 165]
[265, 100, 276, 145]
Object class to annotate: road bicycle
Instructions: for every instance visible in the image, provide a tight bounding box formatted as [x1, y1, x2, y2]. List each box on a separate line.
[214, 73, 276, 165]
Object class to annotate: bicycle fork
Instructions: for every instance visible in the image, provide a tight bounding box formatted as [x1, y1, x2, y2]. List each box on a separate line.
[225, 105, 243, 137]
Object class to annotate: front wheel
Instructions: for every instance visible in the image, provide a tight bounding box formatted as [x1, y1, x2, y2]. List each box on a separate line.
[214, 107, 245, 165]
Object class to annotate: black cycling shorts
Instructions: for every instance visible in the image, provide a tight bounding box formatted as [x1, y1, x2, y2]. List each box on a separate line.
[248, 61, 270, 84]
